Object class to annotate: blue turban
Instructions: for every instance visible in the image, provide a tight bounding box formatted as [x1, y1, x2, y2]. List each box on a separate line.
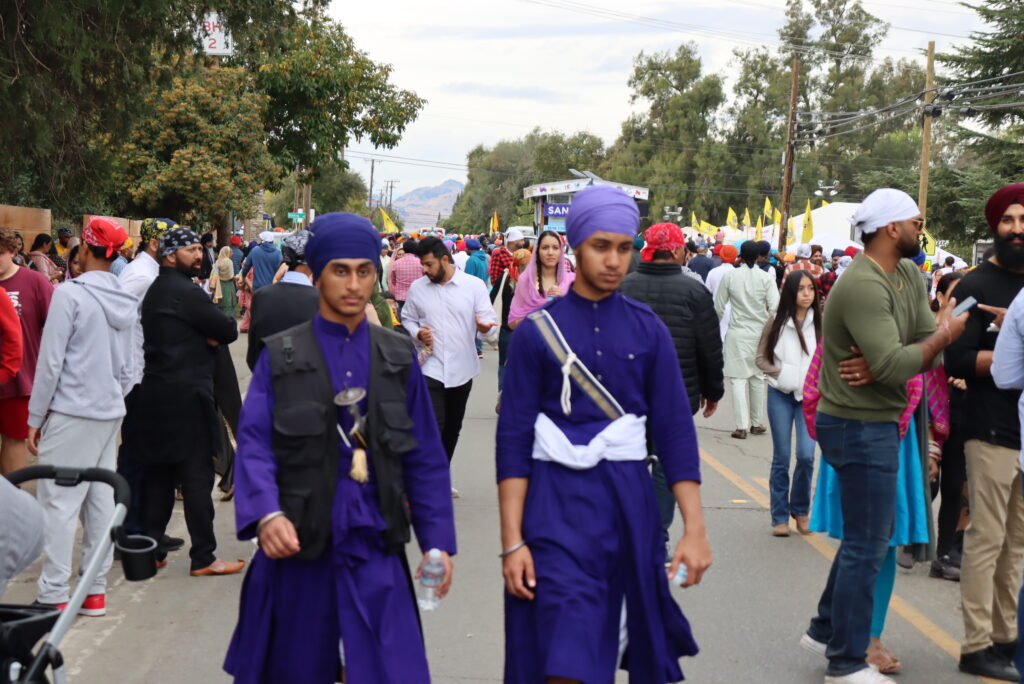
[565, 185, 640, 249]
[465, 238, 481, 251]
[306, 212, 381, 280]
[911, 249, 926, 266]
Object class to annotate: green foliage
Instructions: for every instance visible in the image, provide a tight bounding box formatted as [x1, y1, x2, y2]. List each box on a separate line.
[112, 65, 281, 229]
[250, 12, 426, 180]
[264, 164, 369, 224]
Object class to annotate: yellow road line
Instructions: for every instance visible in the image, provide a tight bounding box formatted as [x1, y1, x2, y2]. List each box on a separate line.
[699, 448, 987, 677]
[753, 476, 770, 492]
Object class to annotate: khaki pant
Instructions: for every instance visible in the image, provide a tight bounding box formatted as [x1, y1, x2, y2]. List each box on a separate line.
[729, 375, 766, 432]
[960, 439, 1024, 654]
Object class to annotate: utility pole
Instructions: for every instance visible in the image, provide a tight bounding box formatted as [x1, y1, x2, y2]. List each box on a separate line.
[778, 58, 801, 251]
[302, 182, 312, 229]
[918, 40, 936, 222]
[367, 159, 376, 212]
[386, 180, 399, 210]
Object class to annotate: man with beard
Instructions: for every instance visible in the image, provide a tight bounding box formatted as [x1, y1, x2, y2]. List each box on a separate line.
[946, 184, 1024, 681]
[800, 189, 967, 684]
[496, 186, 711, 684]
[123, 228, 243, 577]
[402, 237, 497, 477]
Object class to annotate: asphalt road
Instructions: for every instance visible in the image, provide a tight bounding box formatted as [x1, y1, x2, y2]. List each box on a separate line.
[3, 332, 990, 684]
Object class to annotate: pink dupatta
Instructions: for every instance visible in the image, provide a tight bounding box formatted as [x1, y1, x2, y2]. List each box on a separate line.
[507, 235, 574, 325]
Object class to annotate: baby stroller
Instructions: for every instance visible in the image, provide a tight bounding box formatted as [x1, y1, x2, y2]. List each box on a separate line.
[0, 466, 158, 683]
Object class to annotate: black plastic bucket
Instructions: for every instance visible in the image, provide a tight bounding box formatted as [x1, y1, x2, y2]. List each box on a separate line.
[114, 535, 158, 581]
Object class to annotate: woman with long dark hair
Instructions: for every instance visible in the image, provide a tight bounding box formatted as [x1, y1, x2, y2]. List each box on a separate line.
[507, 230, 574, 328]
[756, 270, 821, 536]
[27, 234, 62, 283]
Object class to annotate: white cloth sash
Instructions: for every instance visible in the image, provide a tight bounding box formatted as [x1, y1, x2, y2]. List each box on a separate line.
[531, 412, 647, 469]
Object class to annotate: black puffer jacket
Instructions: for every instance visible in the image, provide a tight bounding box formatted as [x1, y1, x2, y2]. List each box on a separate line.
[620, 261, 724, 414]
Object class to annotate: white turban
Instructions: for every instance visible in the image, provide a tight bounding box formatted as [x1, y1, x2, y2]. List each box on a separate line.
[851, 189, 920, 240]
[505, 227, 525, 242]
[259, 231, 276, 242]
[796, 243, 812, 259]
[836, 255, 853, 278]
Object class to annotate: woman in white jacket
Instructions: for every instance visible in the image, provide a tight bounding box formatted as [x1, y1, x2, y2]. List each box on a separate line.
[756, 270, 821, 537]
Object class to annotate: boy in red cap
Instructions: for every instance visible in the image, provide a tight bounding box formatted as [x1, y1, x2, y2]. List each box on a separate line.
[29, 217, 135, 616]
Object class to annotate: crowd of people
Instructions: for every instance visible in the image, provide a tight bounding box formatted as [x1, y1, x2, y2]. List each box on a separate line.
[0, 180, 1022, 684]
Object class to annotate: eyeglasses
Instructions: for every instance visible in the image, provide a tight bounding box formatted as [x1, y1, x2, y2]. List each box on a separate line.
[909, 218, 925, 230]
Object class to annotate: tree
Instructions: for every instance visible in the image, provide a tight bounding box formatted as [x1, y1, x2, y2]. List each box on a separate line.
[112, 65, 280, 230]
[264, 164, 368, 224]
[0, 0, 319, 215]
[250, 13, 426, 180]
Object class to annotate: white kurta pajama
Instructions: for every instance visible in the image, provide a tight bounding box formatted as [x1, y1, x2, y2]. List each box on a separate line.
[714, 264, 780, 431]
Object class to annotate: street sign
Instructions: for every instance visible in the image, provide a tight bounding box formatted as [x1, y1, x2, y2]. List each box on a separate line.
[287, 212, 305, 219]
[199, 13, 234, 56]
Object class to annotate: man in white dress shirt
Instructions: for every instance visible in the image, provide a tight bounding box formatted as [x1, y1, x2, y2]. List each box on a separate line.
[402, 237, 497, 474]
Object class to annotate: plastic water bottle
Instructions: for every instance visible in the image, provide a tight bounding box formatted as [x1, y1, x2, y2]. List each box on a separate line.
[672, 564, 688, 588]
[418, 548, 446, 611]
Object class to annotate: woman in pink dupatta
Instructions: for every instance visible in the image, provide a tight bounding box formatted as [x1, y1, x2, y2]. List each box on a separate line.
[507, 230, 575, 328]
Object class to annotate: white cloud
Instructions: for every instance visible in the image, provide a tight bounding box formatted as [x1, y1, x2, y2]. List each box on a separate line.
[331, 0, 983, 201]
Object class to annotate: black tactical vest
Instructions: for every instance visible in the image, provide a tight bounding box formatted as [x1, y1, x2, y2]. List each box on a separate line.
[264, 321, 418, 560]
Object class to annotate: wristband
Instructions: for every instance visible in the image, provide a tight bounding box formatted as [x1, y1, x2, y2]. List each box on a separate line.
[257, 510, 286, 534]
[499, 541, 527, 558]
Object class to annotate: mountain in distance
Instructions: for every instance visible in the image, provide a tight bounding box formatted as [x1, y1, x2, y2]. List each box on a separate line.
[392, 179, 463, 226]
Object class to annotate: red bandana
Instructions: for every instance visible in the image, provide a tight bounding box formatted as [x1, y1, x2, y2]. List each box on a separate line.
[640, 223, 686, 262]
[82, 217, 128, 259]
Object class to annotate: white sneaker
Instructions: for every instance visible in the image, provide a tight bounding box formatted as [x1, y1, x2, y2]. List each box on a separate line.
[824, 666, 895, 683]
[451, 487, 460, 499]
[800, 633, 827, 658]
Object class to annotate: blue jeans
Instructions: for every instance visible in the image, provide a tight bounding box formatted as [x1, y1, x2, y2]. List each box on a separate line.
[807, 413, 899, 677]
[497, 327, 514, 392]
[651, 460, 675, 558]
[766, 387, 815, 526]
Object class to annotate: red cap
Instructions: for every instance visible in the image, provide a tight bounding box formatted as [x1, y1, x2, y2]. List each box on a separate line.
[82, 217, 128, 259]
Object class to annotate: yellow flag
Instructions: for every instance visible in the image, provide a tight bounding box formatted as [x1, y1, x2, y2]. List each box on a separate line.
[379, 208, 400, 234]
[700, 220, 716, 236]
[691, 211, 699, 232]
[763, 197, 772, 219]
[921, 228, 937, 257]
[820, 200, 830, 208]
[743, 208, 752, 231]
[727, 207, 739, 230]
[787, 217, 796, 246]
[801, 199, 814, 243]
[755, 216, 763, 241]
[490, 211, 499, 235]
[774, 208, 782, 227]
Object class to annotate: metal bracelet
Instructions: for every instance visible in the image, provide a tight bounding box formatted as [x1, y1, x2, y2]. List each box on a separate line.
[257, 510, 286, 534]
[499, 540, 527, 558]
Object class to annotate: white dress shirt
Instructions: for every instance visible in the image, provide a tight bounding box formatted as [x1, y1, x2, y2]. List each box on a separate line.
[118, 250, 160, 388]
[453, 252, 469, 271]
[401, 269, 497, 388]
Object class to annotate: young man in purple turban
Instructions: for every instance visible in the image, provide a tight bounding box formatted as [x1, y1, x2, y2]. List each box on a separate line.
[496, 185, 712, 683]
[224, 212, 457, 683]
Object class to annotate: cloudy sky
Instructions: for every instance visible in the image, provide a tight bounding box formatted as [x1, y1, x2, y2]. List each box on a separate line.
[330, 0, 985, 217]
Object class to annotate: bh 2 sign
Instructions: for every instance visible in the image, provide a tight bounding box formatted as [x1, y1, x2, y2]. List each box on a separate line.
[200, 13, 234, 56]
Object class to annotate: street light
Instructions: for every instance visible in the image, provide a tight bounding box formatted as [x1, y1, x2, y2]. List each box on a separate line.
[814, 179, 840, 198]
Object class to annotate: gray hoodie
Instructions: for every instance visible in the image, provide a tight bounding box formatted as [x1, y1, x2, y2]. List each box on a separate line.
[28, 270, 137, 427]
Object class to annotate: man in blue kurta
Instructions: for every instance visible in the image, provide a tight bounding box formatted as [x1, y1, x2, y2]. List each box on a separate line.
[496, 185, 713, 684]
[224, 213, 456, 683]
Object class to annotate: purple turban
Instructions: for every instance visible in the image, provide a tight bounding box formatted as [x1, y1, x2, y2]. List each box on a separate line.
[565, 185, 640, 249]
[306, 212, 380, 280]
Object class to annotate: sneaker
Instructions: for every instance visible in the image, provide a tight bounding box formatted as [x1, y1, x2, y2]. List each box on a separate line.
[31, 600, 68, 612]
[451, 487, 460, 499]
[824, 667, 895, 683]
[800, 633, 827, 658]
[959, 646, 1020, 680]
[160, 535, 185, 552]
[79, 594, 106, 617]
[772, 524, 791, 537]
[896, 547, 914, 569]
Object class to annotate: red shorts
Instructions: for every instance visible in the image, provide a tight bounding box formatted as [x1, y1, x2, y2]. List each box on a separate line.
[0, 396, 29, 439]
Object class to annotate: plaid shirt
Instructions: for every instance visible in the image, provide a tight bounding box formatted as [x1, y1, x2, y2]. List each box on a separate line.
[388, 253, 422, 301]
[489, 246, 515, 283]
[817, 270, 838, 301]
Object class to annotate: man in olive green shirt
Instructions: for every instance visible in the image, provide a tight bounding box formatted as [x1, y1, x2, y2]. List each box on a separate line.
[801, 189, 967, 684]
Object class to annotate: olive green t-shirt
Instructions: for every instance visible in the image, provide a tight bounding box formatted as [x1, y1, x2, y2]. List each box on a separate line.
[818, 255, 936, 423]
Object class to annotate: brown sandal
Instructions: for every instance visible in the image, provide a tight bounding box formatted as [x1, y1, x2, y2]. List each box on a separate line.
[867, 640, 902, 675]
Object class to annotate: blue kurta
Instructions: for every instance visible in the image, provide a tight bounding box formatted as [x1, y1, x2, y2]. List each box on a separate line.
[496, 289, 701, 684]
[224, 315, 456, 684]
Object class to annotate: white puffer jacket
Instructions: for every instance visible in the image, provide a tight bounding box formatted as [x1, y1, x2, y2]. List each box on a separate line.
[755, 310, 817, 400]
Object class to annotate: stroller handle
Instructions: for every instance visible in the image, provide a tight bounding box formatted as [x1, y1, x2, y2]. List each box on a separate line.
[6, 465, 131, 508]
